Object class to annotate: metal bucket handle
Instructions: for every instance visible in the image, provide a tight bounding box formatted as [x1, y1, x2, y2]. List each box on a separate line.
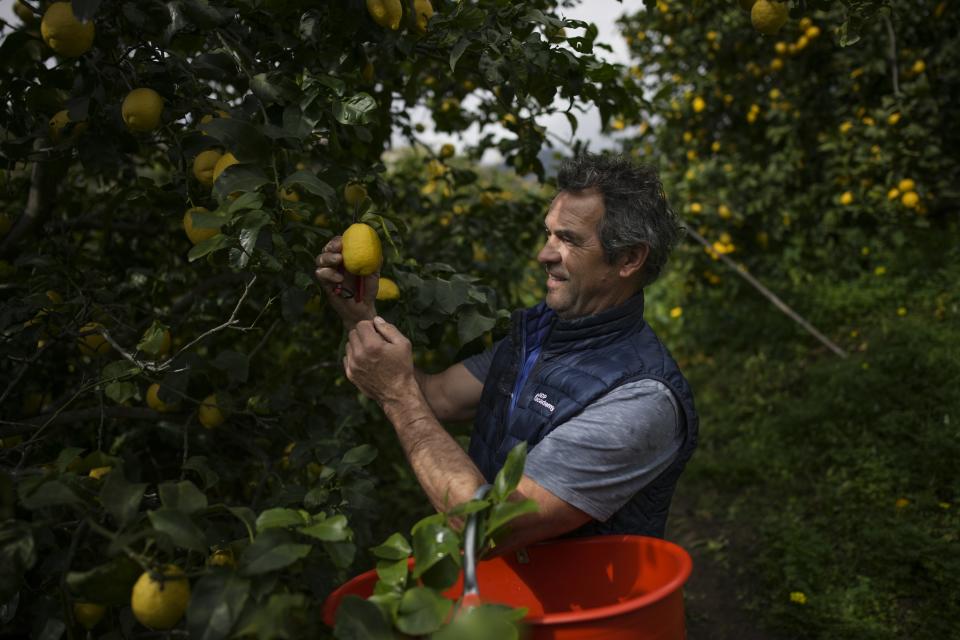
[460, 483, 492, 608]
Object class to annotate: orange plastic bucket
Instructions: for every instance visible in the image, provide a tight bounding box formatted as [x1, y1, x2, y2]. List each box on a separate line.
[323, 535, 692, 639]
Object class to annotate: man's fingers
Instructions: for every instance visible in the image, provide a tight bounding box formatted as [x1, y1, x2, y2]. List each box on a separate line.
[372, 316, 405, 344]
[314, 266, 344, 285]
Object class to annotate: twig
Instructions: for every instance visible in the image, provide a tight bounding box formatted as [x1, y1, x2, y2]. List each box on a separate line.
[2, 407, 173, 438]
[882, 14, 901, 96]
[171, 274, 258, 358]
[0, 340, 54, 408]
[685, 227, 849, 359]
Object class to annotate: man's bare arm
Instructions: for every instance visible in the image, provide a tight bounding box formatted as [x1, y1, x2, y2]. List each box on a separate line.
[414, 363, 484, 423]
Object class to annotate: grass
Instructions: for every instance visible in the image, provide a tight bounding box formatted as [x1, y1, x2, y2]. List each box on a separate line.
[666, 239, 960, 638]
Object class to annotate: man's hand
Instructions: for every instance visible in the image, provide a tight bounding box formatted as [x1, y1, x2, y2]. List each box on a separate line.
[344, 317, 417, 406]
[314, 236, 379, 331]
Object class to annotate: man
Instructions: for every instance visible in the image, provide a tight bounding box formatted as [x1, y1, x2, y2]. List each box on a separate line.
[315, 153, 698, 553]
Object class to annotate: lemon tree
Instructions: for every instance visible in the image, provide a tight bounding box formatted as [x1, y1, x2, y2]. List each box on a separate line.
[0, 1, 638, 638]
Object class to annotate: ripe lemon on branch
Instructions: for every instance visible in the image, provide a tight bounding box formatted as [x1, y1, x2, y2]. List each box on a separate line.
[73, 602, 106, 630]
[751, 0, 789, 35]
[377, 277, 400, 300]
[122, 88, 164, 132]
[41, 2, 94, 57]
[192, 150, 222, 187]
[131, 565, 190, 630]
[366, 0, 403, 30]
[342, 223, 382, 276]
[413, 0, 434, 33]
[183, 207, 219, 245]
[49, 110, 87, 143]
[199, 394, 225, 429]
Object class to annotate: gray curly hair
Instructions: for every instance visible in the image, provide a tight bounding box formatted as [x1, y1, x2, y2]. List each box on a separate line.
[557, 153, 682, 287]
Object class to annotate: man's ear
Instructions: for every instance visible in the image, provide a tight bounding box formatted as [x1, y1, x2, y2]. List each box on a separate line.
[618, 244, 650, 279]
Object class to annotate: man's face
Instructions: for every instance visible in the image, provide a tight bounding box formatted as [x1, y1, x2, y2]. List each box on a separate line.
[537, 189, 631, 319]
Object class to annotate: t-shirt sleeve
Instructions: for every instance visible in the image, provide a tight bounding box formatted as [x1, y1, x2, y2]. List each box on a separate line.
[523, 379, 682, 522]
[460, 342, 499, 383]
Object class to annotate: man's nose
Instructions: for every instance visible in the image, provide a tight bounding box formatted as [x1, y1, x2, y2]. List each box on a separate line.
[537, 238, 559, 264]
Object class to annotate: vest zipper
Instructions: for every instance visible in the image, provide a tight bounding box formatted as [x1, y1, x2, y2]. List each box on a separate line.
[498, 313, 527, 449]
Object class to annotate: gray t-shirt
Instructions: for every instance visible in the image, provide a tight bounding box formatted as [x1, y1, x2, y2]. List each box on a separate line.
[462, 348, 682, 522]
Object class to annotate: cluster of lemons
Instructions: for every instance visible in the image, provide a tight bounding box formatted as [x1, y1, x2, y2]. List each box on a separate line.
[40, 3, 165, 144]
[365, 0, 433, 34]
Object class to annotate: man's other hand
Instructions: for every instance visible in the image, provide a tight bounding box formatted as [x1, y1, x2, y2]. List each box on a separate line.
[344, 316, 416, 405]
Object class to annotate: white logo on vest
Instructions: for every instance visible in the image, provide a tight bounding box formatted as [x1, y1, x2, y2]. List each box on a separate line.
[533, 392, 555, 413]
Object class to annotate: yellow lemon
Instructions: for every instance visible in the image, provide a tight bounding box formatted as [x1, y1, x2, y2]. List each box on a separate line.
[887, 188, 900, 200]
[901, 191, 919, 208]
[912, 60, 925, 74]
[41, 2, 94, 57]
[440, 143, 455, 158]
[692, 96, 706, 113]
[212, 152, 240, 185]
[751, 0, 789, 35]
[146, 383, 177, 413]
[78, 322, 110, 356]
[131, 565, 190, 630]
[49, 110, 87, 143]
[840, 191, 854, 206]
[183, 207, 220, 245]
[192, 150, 222, 187]
[88, 466, 112, 480]
[343, 182, 368, 206]
[199, 394, 225, 429]
[208, 549, 235, 568]
[143, 327, 172, 357]
[887, 112, 901, 126]
[73, 602, 106, 630]
[366, 0, 403, 30]
[341, 223, 382, 276]
[376, 277, 400, 300]
[689, 202, 703, 214]
[280, 187, 300, 204]
[122, 88, 164, 132]
[897, 178, 915, 192]
[413, 0, 434, 33]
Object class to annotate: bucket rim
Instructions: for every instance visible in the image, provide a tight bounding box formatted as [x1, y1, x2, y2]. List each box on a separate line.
[519, 535, 692, 626]
[322, 534, 692, 627]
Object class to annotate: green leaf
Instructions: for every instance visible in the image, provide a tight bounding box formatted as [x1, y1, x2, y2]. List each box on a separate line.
[105, 381, 138, 404]
[235, 210, 271, 269]
[332, 93, 378, 126]
[255, 508, 306, 532]
[66, 556, 141, 606]
[18, 479, 81, 510]
[188, 233, 231, 262]
[239, 530, 311, 576]
[395, 587, 452, 636]
[340, 444, 377, 468]
[251, 73, 299, 105]
[446, 498, 490, 518]
[419, 553, 461, 591]
[100, 471, 146, 528]
[101, 360, 140, 381]
[458, 307, 496, 345]
[370, 532, 411, 561]
[323, 541, 356, 568]
[299, 514, 349, 542]
[333, 595, 393, 640]
[159, 480, 208, 515]
[214, 167, 272, 201]
[137, 320, 170, 356]
[486, 499, 538, 537]
[411, 522, 459, 579]
[374, 557, 408, 587]
[282, 171, 336, 210]
[148, 508, 207, 551]
[492, 441, 527, 501]
[187, 573, 250, 640]
[450, 37, 471, 71]
[226, 191, 265, 214]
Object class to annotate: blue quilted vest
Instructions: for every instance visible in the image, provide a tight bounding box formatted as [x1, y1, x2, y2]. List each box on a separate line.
[467, 292, 698, 538]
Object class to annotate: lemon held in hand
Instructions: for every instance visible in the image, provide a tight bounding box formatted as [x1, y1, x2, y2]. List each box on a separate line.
[122, 88, 164, 132]
[341, 223, 382, 276]
[41, 2, 94, 57]
[131, 565, 190, 630]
